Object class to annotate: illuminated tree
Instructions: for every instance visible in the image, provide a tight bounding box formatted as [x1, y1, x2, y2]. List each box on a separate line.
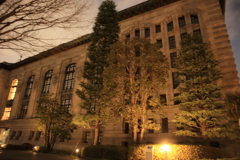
[103, 38, 169, 145]
[174, 33, 226, 144]
[74, 0, 120, 145]
[36, 95, 76, 152]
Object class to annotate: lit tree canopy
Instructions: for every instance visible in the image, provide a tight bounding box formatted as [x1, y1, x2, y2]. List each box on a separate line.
[174, 33, 226, 143]
[102, 38, 169, 145]
[74, 0, 120, 145]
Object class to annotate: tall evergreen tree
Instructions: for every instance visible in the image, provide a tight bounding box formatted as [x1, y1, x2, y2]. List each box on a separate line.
[174, 33, 226, 144]
[74, 0, 120, 145]
[102, 38, 169, 145]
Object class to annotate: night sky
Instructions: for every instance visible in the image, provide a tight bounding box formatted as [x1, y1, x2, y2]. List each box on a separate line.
[0, 0, 239, 78]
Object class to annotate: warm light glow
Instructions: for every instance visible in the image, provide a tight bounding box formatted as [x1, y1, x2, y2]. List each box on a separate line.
[161, 144, 170, 152]
[8, 79, 18, 100]
[1, 108, 11, 121]
[1, 144, 6, 148]
[33, 146, 40, 151]
[76, 148, 79, 152]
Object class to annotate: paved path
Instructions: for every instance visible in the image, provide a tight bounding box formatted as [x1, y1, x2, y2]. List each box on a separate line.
[0, 150, 86, 160]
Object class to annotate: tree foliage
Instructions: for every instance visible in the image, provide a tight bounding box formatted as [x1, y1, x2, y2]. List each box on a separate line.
[74, 0, 120, 145]
[224, 92, 240, 140]
[36, 95, 76, 151]
[0, 0, 91, 54]
[174, 33, 226, 143]
[102, 38, 169, 145]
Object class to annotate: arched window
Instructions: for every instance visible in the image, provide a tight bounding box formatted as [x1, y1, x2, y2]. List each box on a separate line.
[42, 70, 53, 94]
[63, 63, 76, 90]
[25, 75, 35, 98]
[8, 79, 18, 100]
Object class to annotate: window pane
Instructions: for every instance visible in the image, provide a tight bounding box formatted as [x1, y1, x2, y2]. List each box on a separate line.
[42, 70, 53, 94]
[63, 63, 76, 90]
[155, 25, 161, 33]
[167, 21, 174, 32]
[170, 52, 177, 68]
[191, 15, 199, 24]
[162, 118, 168, 133]
[178, 17, 186, 28]
[135, 29, 140, 38]
[145, 28, 150, 38]
[25, 75, 35, 98]
[172, 72, 180, 89]
[169, 36, 176, 49]
[157, 39, 162, 48]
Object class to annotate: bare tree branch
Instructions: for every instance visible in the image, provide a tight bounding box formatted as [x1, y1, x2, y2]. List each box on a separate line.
[0, 0, 92, 55]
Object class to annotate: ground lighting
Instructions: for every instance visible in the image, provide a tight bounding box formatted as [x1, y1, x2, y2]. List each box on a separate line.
[161, 144, 171, 160]
[33, 146, 40, 152]
[75, 148, 80, 157]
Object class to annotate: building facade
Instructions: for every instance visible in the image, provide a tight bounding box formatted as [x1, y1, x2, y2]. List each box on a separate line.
[0, 0, 239, 154]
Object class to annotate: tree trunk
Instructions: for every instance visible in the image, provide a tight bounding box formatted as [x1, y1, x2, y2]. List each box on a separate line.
[93, 120, 100, 145]
[132, 124, 138, 146]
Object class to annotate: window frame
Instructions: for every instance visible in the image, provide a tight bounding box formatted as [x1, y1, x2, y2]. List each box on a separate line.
[42, 70, 53, 94]
[169, 36, 176, 49]
[167, 21, 174, 32]
[63, 63, 76, 90]
[178, 16, 186, 28]
[155, 24, 161, 33]
[25, 75, 35, 98]
[145, 28, 150, 38]
[191, 15, 199, 24]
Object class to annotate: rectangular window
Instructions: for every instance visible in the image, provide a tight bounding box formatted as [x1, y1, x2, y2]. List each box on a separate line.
[35, 131, 41, 141]
[1, 107, 11, 120]
[170, 52, 177, 68]
[160, 94, 167, 106]
[180, 32, 187, 40]
[61, 99, 72, 113]
[194, 29, 201, 35]
[63, 63, 76, 90]
[148, 119, 154, 133]
[19, 105, 28, 119]
[174, 93, 181, 105]
[157, 39, 162, 48]
[28, 131, 34, 140]
[42, 70, 53, 94]
[15, 131, 22, 140]
[169, 36, 176, 49]
[10, 131, 16, 140]
[162, 118, 168, 133]
[156, 25, 161, 33]
[145, 28, 150, 38]
[135, 29, 140, 38]
[126, 34, 130, 39]
[82, 131, 90, 143]
[25, 75, 35, 98]
[191, 15, 199, 24]
[124, 122, 129, 134]
[178, 17, 186, 28]
[172, 72, 180, 89]
[167, 22, 174, 32]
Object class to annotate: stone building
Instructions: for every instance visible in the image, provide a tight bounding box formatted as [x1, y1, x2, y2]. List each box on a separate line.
[0, 0, 239, 154]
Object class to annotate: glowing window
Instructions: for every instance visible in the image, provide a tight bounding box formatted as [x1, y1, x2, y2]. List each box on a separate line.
[8, 79, 18, 100]
[1, 107, 12, 120]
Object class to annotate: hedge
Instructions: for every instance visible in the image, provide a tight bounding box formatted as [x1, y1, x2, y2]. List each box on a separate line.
[82, 145, 128, 160]
[128, 144, 231, 160]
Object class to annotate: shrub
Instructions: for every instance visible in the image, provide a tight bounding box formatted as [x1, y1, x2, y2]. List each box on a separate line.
[128, 144, 230, 160]
[82, 145, 128, 160]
